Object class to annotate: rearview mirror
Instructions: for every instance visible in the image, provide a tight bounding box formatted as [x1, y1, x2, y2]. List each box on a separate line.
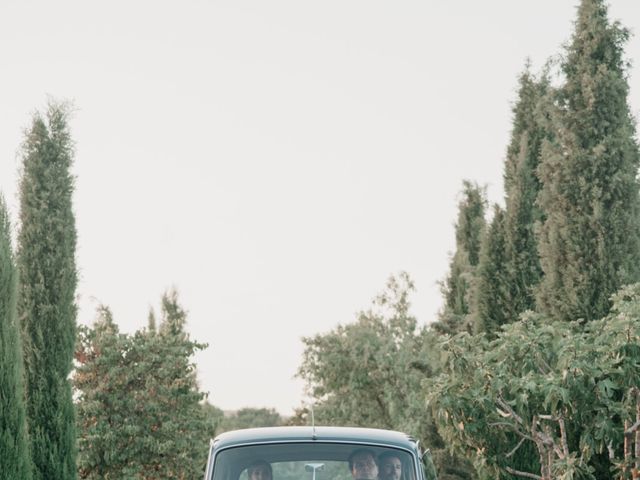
[305, 463, 325, 480]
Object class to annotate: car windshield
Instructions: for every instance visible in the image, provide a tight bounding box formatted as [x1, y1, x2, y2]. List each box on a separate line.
[211, 443, 416, 480]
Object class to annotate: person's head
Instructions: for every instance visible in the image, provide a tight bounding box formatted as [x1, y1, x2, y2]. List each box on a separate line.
[247, 460, 272, 480]
[348, 449, 378, 480]
[378, 452, 402, 480]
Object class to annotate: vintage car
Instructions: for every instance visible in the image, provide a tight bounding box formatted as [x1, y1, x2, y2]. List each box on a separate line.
[203, 426, 437, 480]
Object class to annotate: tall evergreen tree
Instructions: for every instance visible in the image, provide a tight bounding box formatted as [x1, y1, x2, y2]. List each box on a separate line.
[472, 205, 510, 336]
[433, 181, 486, 335]
[536, 0, 640, 322]
[17, 102, 78, 480]
[0, 196, 33, 479]
[503, 68, 548, 317]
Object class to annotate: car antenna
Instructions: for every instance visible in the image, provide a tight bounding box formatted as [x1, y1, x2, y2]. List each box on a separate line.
[310, 402, 317, 440]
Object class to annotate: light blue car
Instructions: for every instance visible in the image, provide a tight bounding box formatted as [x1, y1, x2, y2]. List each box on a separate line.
[204, 426, 437, 480]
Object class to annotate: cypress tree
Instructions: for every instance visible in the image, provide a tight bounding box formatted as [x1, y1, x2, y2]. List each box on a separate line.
[433, 181, 486, 335]
[17, 102, 78, 479]
[503, 68, 548, 316]
[474, 69, 549, 337]
[472, 205, 510, 336]
[147, 307, 157, 333]
[536, 0, 640, 322]
[158, 288, 188, 337]
[0, 196, 33, 479]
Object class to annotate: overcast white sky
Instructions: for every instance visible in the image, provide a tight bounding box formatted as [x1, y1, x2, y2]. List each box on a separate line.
[1, 1, 639, 415]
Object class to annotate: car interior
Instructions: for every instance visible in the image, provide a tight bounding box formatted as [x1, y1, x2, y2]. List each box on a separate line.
[211, 443, 417, 480]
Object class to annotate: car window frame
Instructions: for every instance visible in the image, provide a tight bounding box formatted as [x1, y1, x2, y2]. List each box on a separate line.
[205, 440, 422, 480]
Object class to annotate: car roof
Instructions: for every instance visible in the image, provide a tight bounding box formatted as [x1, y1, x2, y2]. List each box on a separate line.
[212, 426, 418, 452]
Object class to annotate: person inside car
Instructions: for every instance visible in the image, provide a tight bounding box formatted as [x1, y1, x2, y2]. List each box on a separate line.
[348, 449, 379, 480]
[378, 452, 402, 480]
[247, 460, 272, 480]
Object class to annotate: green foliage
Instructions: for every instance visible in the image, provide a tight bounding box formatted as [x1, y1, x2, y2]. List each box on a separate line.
[502, 68, 548, 318]
[536, 0, 640, 322]
[426, 283, 640, 479]
[202, 402, 226, 436]
[218, 408, 283, 432]
[298, 273, 474, 480]
[74, 291, 212, 479]
[0, 196, 33, 479]
[299, 273, 425, 431]
[17, 101, 78, 480]
[472, 205, 511, 336]
[434, 182, 487, 335]
[284, 406, 311, 427]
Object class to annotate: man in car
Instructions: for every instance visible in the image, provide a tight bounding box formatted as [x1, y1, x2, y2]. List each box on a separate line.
[348, 449, 379, 480]
[247, 460, 272, 480]
[378, 452, 402, 480]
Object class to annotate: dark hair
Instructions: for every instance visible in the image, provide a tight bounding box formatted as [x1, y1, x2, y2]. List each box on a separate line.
[247, 460, 272, 477]
[378, 451, 401, 464]
[348, 449, 378, 471]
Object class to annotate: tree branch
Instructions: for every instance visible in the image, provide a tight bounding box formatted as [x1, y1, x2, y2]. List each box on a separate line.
[504, 466, 543, 480]
[496, 395, 525, 425]
[624, 419, 640, 436]
[558, 416, 569, 458]
[506, 437, 527, 458]
[488, 421, 534, 442]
